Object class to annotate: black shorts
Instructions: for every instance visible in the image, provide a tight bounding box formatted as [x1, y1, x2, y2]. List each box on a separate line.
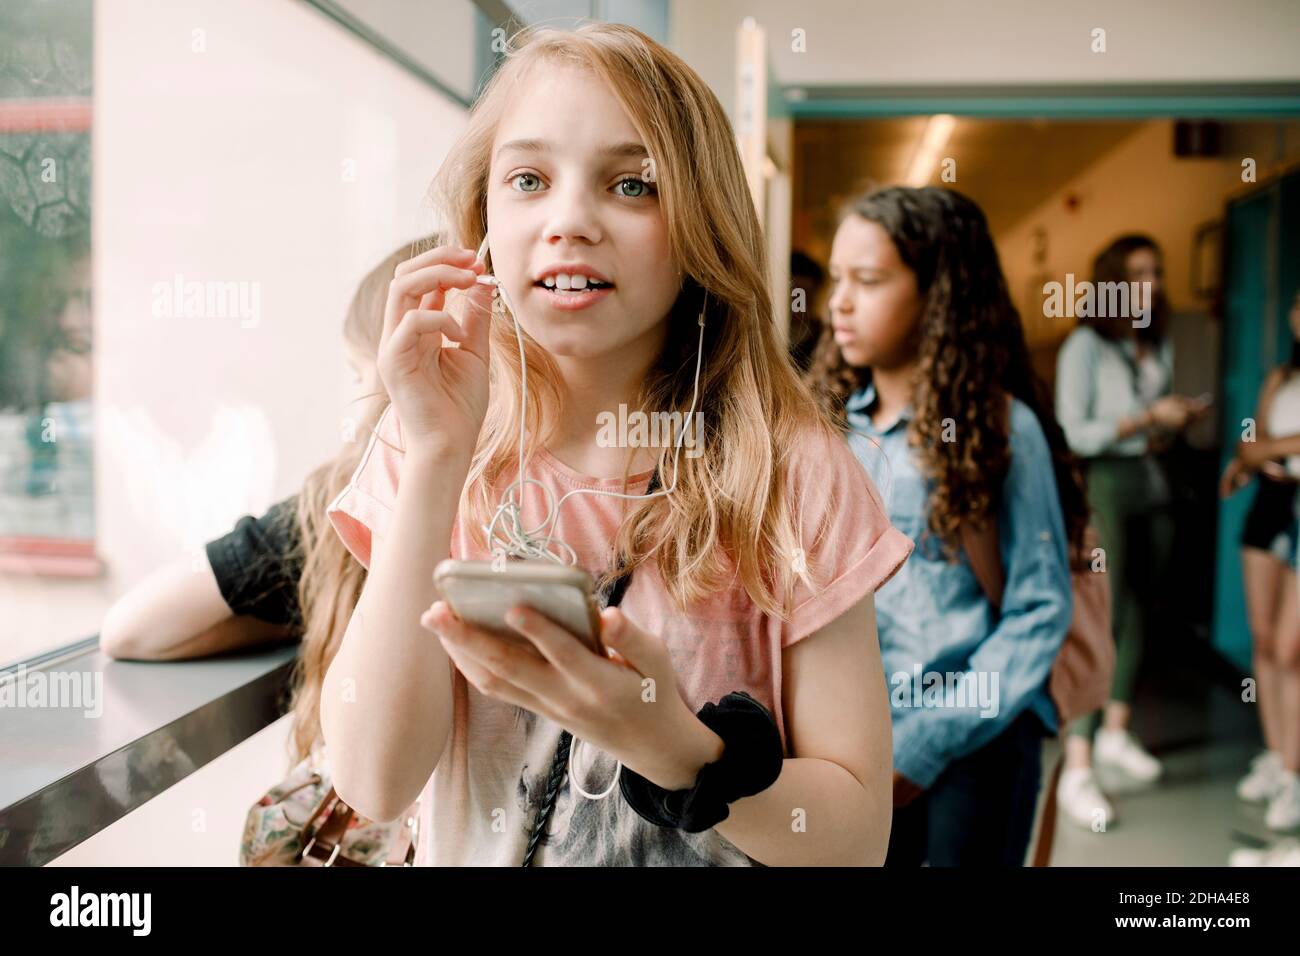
[1241, 476, 1298, 557]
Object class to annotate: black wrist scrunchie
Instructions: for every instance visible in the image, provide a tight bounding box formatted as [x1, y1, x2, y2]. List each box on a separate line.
[619, 691, 784, 833]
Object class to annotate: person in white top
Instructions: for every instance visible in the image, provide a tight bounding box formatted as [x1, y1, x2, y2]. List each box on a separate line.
[1054, 235, 1210, 831]
[1222, 288, 1300, 862]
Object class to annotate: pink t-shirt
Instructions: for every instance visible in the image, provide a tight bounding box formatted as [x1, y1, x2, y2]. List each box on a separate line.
[327, 402, 912, 866]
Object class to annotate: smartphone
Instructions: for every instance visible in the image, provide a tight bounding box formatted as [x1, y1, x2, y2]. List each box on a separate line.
[433, 559, 604, 654]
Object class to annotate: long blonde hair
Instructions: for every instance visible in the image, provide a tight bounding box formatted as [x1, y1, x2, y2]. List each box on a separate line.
[421, 23, 840, 616]
[284, 240, 425, 764]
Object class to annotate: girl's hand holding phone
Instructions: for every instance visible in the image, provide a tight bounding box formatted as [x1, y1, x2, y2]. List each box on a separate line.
[420, 601, 725, 791]
[1184, 393, 1213, 423]
[377, 246, 496, 460]
[1147, 396, 1191, 431]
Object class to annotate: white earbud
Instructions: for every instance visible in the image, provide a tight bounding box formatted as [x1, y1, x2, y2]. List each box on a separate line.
[474, 234, 498, 286]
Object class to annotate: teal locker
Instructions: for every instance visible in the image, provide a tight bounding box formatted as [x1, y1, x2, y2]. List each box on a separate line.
[1214, 171, 1300, 669]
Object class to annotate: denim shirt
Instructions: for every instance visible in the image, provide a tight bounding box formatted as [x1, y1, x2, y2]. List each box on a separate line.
[845, 383, 1073, 788]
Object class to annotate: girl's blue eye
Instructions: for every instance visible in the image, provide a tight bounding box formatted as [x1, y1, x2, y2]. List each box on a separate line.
[615, 177, 654, 199]
[511, 173, 543, 193]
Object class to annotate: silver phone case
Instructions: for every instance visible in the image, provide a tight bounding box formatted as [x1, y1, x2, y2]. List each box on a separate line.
[433, 559, 603, 652]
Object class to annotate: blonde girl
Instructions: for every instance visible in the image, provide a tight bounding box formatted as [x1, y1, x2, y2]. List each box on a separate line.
[320, 23, 911, 866]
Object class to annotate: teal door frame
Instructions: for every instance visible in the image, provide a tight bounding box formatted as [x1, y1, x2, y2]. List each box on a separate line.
[785, 83, 1300, 120]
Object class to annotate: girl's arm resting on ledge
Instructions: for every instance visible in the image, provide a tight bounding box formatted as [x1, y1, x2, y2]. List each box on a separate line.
[713, 592, 893, 866]
[99, 553, 288, 660]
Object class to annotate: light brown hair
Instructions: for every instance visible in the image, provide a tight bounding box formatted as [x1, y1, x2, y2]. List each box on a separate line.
[283, 239, 426, 763]
[417, 23, 841, 616]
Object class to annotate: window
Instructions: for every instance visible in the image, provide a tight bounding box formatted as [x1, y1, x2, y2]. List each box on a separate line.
[0, 0, 95, 591]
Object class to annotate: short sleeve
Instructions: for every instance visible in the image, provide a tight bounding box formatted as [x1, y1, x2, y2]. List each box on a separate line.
[1055, 328, 1121, 456]
[781, 428, 913, 647]
[326, 402, 405, 570]
[205, 495, 303, 627]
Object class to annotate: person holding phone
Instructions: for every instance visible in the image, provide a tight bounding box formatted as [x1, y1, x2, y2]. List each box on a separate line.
[1053, 234, 1210, 828]
[319, 24, 912, 867]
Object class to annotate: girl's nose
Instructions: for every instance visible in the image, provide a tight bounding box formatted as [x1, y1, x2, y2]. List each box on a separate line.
[828, 282, 850, 314]
[542, 187, 603, 247]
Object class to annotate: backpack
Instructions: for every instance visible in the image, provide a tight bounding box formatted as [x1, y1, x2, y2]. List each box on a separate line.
[958, 493, 1115, 868]
[958, 521, 1115, 727]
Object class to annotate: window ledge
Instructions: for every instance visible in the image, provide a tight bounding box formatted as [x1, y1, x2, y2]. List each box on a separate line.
[0, 640, 296, 866]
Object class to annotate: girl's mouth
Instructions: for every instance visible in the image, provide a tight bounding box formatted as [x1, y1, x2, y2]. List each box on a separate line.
[533, 275, 615, 311]
[535, 275, 613, 291]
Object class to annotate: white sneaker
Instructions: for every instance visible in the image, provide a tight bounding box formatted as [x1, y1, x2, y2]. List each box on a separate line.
[1229, 838, 1300, 866]
[1237, 751, 1284, 804]
[1265, 771, 1300, 831]
[1265, 840, 1300, 865]
[1094, 728, 1163, 783]
[1057, 766, 1116, 830]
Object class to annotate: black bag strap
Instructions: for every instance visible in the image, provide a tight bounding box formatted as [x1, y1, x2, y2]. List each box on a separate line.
[521, 465, 661, 867]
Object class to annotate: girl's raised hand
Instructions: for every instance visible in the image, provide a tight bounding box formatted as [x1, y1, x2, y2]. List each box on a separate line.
[377, 245, 495, 459]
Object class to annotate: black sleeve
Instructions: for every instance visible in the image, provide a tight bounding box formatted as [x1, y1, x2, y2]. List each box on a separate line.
[205, 495, 305, 629]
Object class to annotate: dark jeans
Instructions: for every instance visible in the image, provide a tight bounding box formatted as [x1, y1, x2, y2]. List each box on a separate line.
[885, 709, 1047, 867]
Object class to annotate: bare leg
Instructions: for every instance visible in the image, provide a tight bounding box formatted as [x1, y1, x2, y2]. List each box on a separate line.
[1273, 570, 1300, 773]
[1243, 547, 1286, 755]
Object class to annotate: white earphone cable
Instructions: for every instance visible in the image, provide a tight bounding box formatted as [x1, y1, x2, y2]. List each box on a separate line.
[475, 238, 706, 568]
[469, 234, 707, 802]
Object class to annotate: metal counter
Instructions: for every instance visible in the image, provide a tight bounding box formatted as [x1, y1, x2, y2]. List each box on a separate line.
[0, 639, 296, 866]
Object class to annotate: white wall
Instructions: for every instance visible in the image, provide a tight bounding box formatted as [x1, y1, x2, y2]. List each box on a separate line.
[2, 0, 466, 664]
[996, 119, 1254, 448]
[333, 0, 479, 102]
[998, 122, 1236, 337]
[672, 0, 1300, 120]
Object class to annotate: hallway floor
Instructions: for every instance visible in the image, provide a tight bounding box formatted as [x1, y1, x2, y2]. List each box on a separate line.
[1038, 648, 1283, 866]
